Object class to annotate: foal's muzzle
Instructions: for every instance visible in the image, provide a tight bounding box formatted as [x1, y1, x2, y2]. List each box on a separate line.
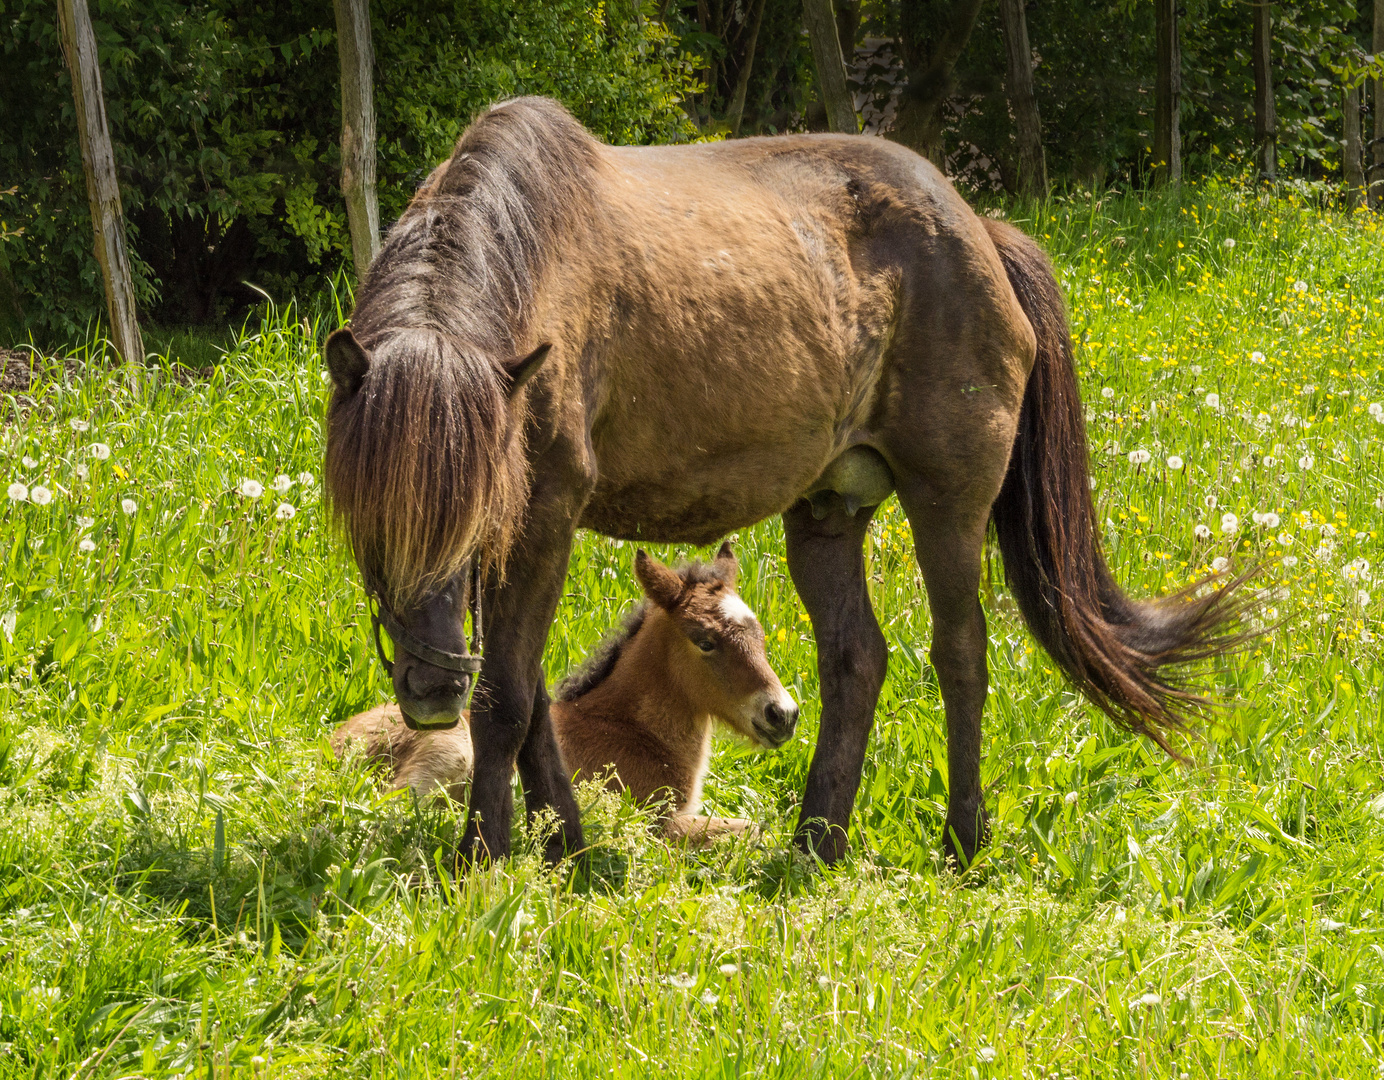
[755, 700, 799, 748]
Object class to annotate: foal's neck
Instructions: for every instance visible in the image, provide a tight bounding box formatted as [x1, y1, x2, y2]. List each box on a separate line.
[567, 615, 713, 782]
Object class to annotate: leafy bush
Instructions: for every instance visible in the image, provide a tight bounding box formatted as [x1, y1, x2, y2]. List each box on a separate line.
[0, 0, 698, 346]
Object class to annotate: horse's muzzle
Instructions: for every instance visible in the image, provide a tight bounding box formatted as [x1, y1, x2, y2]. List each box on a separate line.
[396, 664, 472, 730]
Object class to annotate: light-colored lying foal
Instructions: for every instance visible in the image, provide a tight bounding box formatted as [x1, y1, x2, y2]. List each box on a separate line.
[333, 542, 798, 843]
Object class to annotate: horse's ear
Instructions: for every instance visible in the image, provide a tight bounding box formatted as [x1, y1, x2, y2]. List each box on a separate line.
[502, 342, 552, 397]
[713, 540, 738, 585]
[634, 549, 683, 610]
[325, 328, 370, 395]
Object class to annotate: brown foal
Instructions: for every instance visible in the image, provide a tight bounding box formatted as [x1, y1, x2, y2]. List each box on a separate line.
[334, 543, 797, 843]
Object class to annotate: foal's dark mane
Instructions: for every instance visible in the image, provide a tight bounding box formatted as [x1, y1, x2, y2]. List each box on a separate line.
[324, 98, 600, 602]
[555, 561, 731, 703]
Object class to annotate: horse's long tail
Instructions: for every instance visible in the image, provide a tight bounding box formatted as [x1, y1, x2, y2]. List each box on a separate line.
[983, 218, 1255, 755]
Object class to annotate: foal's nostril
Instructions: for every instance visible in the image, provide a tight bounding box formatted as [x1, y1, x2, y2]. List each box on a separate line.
[765, 701, 798, 731]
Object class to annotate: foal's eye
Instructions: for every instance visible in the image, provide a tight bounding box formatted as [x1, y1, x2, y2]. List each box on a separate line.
[696, 639, 716, 654]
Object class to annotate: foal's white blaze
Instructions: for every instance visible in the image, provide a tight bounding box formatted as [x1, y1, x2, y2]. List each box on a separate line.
[719, 592, 757, 628]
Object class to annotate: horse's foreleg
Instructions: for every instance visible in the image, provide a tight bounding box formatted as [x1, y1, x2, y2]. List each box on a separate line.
[783, 499, 888, 865]
[896, 490, 992, 868]
[461, 491, 587, 866]
[515, 679, 583, 864]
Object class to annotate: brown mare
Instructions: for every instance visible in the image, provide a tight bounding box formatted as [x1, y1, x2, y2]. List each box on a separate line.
[324, 97, 1251, 867]
[334, 543, 793, 843]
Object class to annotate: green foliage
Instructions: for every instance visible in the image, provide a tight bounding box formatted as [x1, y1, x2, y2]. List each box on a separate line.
[2, 188, 1384, 1074]
[0, 1, 697, 345]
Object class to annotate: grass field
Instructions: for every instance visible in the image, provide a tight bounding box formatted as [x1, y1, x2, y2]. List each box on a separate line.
[2, 186, 1383, 1078]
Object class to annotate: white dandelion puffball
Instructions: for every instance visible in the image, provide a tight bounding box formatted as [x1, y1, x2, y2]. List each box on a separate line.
[1263, 456, 1277, 468]
[1344, 559, 1371, 583]
[1376, 494, 1384, 510]
[7, 481, 28, 501]
[1319, 523, 1336, 538]
[121, 498, 137, 515]
[69, 418, 89, 432]
[1190, 364, 1203, 375]
[1128, 448, 1151, 465]
[30, 486, 52, 506]
[1222, 238, 1235, 250]
[1212, 556, 1231, 573]
[719, 963, 739, 977]
[21, 455, 37, 469]
[79, 537, 96, 553]
[1251, 511, 1280, 529]
[1293, 280, 1308, 293]
[73, 463, 88, 480]
[1302, 384, 1316, 395]
[1282, 555, 1299, 568]
[1298, 454, 1314, 470]
[1194, 524, 1212, 540]
[1250, 351, 1265, 363]
[77, 515, 94, 529]
[272, 474, 293, 493]
[274, 502, 296, 521]
[1205, 392, 1221, 409]
[91, 443, 110, 460]
[1204, 494, 1218, 509]
[1220, 513, 1239, 535]
[1358, 590, 1371, 605]
[296, 471, 314, 486]
[1370, 403, 1384, 421]
[1277, 531, 1293, 547]
[1167, 455, 1184, 470]
[239, 478, 264, 499]
[1101, 386, 1115, 399]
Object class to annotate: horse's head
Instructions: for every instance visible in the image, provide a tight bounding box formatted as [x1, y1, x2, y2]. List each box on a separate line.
[635, 542, 799, 749]
[323, 326, 551, 731]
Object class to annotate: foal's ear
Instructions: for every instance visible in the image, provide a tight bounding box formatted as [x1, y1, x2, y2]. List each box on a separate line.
[325, 328, 371, 395]
[713, 540, 739, 585]
[501, 342, 552, 397]
[634, 549, 684, 610]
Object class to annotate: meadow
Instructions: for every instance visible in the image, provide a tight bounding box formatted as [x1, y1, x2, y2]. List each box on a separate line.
[1, 185, 1383, 1078]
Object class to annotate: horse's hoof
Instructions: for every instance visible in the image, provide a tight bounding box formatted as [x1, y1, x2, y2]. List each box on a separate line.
[794, 820, 849, 865]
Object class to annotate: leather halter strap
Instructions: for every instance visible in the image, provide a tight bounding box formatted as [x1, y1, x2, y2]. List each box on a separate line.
[368, 563, 484, 679]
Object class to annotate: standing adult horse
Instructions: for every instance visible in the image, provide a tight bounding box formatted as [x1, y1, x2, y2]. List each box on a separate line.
[324, 97, 1250, 867]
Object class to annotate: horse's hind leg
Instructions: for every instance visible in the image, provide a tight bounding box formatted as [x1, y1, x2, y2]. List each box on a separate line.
[783, 499, 889, 865]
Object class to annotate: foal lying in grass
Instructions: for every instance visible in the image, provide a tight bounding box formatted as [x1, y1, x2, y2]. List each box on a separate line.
[333, 542, 798, 843]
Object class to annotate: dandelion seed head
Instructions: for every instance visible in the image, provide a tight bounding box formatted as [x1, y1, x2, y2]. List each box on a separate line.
[90, 443, 110, 460]
[718, 963, 739, 977]
[79, 538, 96, 553]
[1205, 494, 1218, 509]
[1128, 448, 1151, 465]
[239, 478, 264, 499]
[271, 474, 293, 493]
[274, 502, 296, 521]
[121, 498, 137, 515]
[1222, 238, 1235, 250]
[1205, 392, 1221, 409]
[1167, 455, 1183, 470]
[1212, 556, 1230, 573]
[1359, 591, 1371, 606]
[1220, 513, 1239, 535]
[1370, 403, 1383, 418]
[296, 471, 314, 486]
[30, 486, 52, 506]
[1277, 531, 1293, 547]
[1194, 524, 1212, 540]
[1298, 454, 1314, 471]
[77, 516, 94, 530]
[7, 481, 27, 501]
[1190, 365, 1203, 375]
[1282, 555, 1299, 568]
[1293, 279, 1308, 293]
[73, 463, 88, 480]
[1250, 351, 1265, 363]
[69, 418, 89, 432]
[1101, 386, 1115, 399]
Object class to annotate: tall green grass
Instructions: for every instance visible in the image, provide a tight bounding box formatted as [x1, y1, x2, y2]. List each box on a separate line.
[2, 188, 1383, 1077]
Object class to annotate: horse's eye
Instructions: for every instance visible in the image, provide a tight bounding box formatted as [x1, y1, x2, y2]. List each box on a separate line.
[696, 639, 716, 654]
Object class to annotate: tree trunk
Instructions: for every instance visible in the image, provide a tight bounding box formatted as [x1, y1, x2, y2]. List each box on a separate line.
[57, 0, 143, 363]
[728, 0, 768, 136]
[998, 0, 1046, 196]
[890, 0, 986, 166]
[1252, 1, 1276, 182]
[334, 0, 381, 280]
[1373, 0, 1384, 209]
[1152, 0, 1181, 188]
[835, 0, 861, 63]
[1344, 82, 1365, 211]
[802, 0, 858, 133]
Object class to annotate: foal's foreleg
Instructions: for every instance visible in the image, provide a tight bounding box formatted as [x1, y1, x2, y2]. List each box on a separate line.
[783, 499, 888, 865]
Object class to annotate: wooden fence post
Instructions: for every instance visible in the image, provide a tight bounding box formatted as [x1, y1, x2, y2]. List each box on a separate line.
[1152, 0, 1181, 188]
[57, 0, 143, 362]
[334, 0, 381, 280]
[802, 0, 859, 134]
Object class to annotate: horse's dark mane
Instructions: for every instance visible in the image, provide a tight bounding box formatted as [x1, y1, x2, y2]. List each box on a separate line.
[325, 98, 600, 602]
[554, 560, 732, 703]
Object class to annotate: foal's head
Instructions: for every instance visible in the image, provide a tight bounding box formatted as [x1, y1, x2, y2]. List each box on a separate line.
[634, 542, 799, 748]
